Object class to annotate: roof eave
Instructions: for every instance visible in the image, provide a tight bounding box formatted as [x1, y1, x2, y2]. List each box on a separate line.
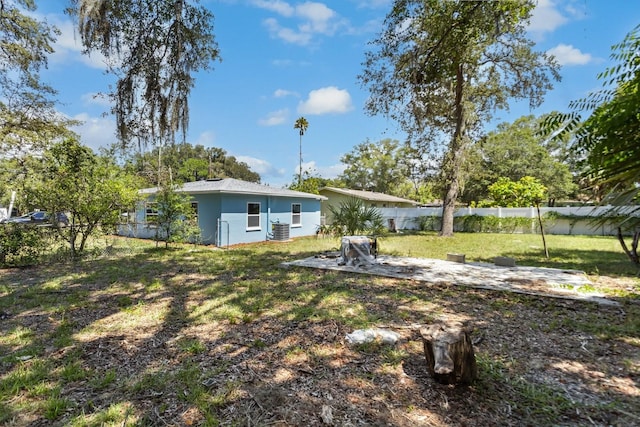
[320, 187, 416, 204]
[141, 188, 326, 200]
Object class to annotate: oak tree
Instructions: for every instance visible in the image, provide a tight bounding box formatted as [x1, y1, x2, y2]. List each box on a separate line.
[463, 115, 575, 206]
[339, 139, 407, 194]
[0, 0, 75, 155]
[67, 0, 221, 147]
[338, 138, 435, 203]
[122, 143, 260, 186]
[359, 0, 559, 236]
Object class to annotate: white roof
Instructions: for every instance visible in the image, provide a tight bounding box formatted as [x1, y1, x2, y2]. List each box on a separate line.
[140, 178, 326, 200]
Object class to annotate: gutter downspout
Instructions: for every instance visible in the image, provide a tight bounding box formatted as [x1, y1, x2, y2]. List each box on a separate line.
[266, 196, 271, 240]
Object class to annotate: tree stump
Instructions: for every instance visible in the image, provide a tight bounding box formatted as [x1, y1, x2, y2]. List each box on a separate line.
[420, 321, 477, 385]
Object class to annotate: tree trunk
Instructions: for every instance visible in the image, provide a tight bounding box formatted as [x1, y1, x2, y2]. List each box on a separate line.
[440, 63, 467, 237]
[299, 133, 303, 186]
[536, 203, 549, 259]
[617, 227, 640, 265]
[420, 321, 477, 385]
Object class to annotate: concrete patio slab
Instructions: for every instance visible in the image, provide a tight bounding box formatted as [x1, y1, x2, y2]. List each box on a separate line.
[282, 254, 618, 306]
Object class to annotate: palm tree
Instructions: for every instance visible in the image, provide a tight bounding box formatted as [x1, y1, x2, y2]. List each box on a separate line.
[293, 117, 309, 186]
[328, 197, 385, 236]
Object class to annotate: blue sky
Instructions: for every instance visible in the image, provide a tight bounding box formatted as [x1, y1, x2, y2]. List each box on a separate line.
[37, 0, 639, 187]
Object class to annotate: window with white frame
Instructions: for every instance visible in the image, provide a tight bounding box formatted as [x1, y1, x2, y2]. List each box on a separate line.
[291, 203, 301, 227]
[247, 202, 261, 230]
[120, 208, 135, 224]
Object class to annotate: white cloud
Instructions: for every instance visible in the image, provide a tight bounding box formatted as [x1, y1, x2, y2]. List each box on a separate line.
[563, 1, 588, 20]
[296, 2, 337, 34]
[259, 2, 347, 45]
[318, 162, 346, 179]
[236, 155, 286, 177]
[264, 17, 313, 45]
[297, 86, 353, 115]
[81, 92, 112, 108]
[195, 131, 216, 147]
[258, 108, 289, 126]
[70, 113, 117, 151]
[354, 0, 392, 9]
[47, 16, 109, 70]
[528, 0, 568, 38]
[274, 89, 298, 98]
[251, 0, 294, 16]
[299, 160, 345, 179]
[546, 44, 593, 66]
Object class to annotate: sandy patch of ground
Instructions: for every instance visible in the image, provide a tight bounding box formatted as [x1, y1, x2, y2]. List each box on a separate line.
[283, 253, 617, 306]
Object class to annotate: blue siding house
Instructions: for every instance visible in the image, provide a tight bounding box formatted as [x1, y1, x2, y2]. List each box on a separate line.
[122, 178, 326, 246]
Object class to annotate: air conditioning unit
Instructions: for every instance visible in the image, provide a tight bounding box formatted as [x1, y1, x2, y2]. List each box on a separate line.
[272, 223, 290, 241]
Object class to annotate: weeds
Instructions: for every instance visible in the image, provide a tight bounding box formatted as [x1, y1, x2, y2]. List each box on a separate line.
[0, 235, 637, 425]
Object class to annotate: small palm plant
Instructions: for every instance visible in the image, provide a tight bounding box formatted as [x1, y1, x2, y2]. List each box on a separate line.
[328, 197, 386, 236]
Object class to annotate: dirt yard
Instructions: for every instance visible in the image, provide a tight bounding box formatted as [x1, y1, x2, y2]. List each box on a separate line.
[0, 249, 639, 426]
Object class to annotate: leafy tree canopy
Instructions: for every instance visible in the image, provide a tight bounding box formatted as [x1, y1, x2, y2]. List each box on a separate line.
[288, 171, 341, 195]
[463, 115, 575, 206]
[338, 138, 436, 204]
[29, 138, 141, 257]
[67, 0, 221, 147]
[359, 0, 559, 235]
[487, 176, 547, 208]
[0, 0, 76, 155]
[339, 139, 406, 193]
[122, 142, 260, 186]
[541, 24, 640, 206]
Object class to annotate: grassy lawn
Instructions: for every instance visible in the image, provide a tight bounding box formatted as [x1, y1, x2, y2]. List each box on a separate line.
[365, 231, 639, 276]
[0, 232, 638, 426]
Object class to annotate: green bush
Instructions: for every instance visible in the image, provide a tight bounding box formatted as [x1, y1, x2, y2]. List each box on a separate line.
[328, 197, 386, 236]
[0, 224, 53, 267]
[414, 215, 440, 231]
[454, 215, 536, 233]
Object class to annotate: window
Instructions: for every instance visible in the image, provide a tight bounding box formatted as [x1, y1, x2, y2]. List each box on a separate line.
[291, 203, 301, 227]
[145, 202, 158, 224]
[247, 202, 261, 230]
[120, 208, 135, 224]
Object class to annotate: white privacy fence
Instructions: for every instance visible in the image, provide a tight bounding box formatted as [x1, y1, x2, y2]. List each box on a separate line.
[378, 206, 640, 236]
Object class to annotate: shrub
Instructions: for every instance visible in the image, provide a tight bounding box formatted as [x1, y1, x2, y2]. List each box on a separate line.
[454, 215, 536, 233]
[328, 197, 386, 236]
[414, 215, 440, 231]
[0, 224, 52, 267]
